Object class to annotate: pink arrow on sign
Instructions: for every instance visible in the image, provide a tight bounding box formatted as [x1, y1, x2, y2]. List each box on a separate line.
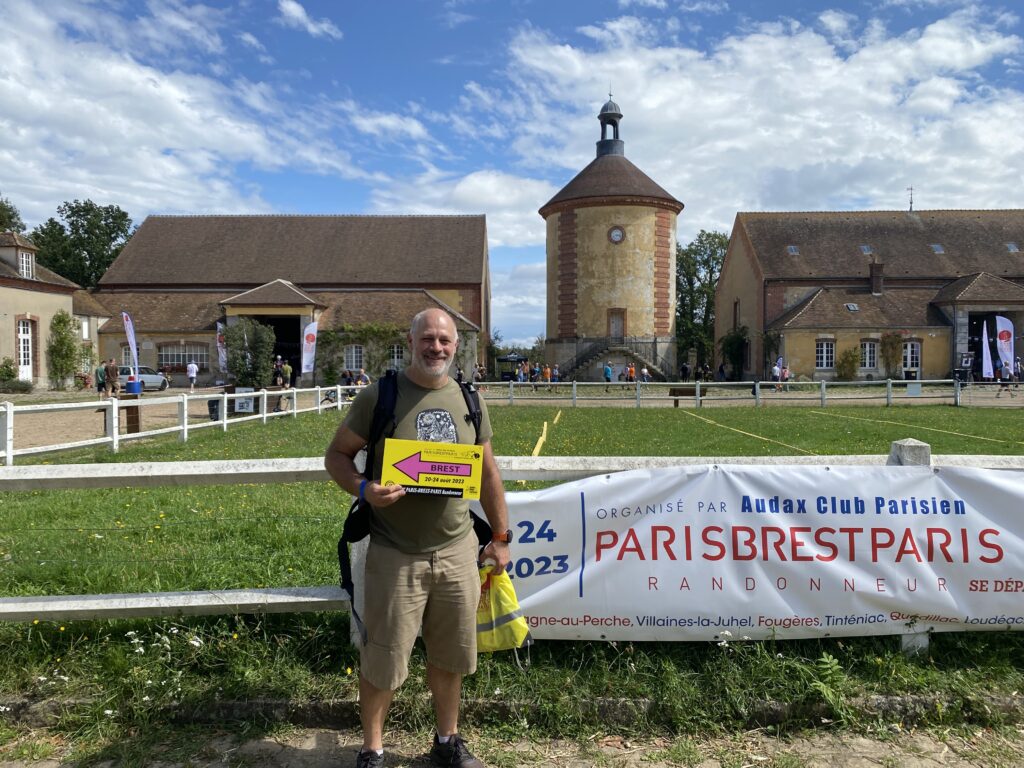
[394, 452, 474, 483]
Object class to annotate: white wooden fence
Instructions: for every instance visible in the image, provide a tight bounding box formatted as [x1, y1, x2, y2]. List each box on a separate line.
[2, 378, 1015, 466]
[2, 443, 1023, 632]
[1, 385, 350, 466]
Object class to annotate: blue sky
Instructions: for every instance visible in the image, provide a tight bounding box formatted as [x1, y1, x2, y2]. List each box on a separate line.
[2, 0, 1023, 345]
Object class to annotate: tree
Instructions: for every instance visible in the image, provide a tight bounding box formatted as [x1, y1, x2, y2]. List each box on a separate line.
[46, 310, 81, 390]
[676, 230, 727, 368]
[0, 192, 26, 233]
[880, 333, 903, 379]
[224, 318, 276, 388]
[835, 347, 861, 381]
[718, 325, 748, 381]
[32, 199, 132, 288]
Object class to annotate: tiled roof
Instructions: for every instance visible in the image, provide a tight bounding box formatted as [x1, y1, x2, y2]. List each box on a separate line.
[316, 289, 479, 332]
[98, 215, 488, 287]
[739, 210, 1024, 281]
[95, 292, 237, 333]
[222, 279, 323, 306]
[0, 258, 79, 289]
[769, 288, 950, 330]
[72, 290, 112, 318]
[95, 288, 480, 335]
[931, 272, 1024, 304]
[0, 231, 36, 249]
[539, 154, 683, 215]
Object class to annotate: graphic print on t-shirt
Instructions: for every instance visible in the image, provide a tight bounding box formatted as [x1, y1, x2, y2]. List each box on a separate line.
[416, 409, 458, 443]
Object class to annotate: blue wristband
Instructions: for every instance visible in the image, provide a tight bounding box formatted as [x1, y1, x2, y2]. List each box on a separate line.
[359, 479, 368, 501]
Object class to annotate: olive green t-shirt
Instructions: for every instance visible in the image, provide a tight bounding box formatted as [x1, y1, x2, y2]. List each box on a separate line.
[342, 371, 493, 553]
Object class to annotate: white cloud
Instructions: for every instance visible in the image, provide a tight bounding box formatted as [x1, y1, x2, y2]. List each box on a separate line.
[276, 0, 342, 40]
[490, 261, 548, 346]
[0, 0, 378, 226]
[618, 0, 668, 9]
[369, 168, 556, 248]
[679, 1, 729, 13]
[466, 8, 1024, 244]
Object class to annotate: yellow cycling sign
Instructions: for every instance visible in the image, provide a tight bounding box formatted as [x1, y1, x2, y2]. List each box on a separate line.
[380, 438, 483, 499]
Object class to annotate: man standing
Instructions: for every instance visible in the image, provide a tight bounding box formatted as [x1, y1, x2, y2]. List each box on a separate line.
[103, 358, 121, 398]
[325, 309, 511, 768]
[95, 360, 107, 399]
[603, 360, 613, 392]
[281, 359, 293, 387]
[186, 360, 199, 393]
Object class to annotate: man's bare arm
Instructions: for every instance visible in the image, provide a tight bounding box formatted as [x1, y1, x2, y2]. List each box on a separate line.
[477, 440, 511, 569]
[324, 423, 405, 508]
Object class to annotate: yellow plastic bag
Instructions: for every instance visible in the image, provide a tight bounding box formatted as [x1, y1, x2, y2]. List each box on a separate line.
[476, 566, 531, 652]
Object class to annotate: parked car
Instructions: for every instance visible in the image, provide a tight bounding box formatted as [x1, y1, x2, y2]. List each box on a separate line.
[117, 365, 170, 391]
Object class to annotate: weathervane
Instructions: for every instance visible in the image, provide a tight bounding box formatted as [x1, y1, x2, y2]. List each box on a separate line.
[907, 185, 914, 212]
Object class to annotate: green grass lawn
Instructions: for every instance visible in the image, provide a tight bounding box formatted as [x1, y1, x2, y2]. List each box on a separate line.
[2, 405, 1023, 762]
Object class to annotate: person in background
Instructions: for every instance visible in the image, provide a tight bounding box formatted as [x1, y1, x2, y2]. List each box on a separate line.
[95, 360, 106, 399]
[186, 359, 199, 393]
[103, 358, 121, 398]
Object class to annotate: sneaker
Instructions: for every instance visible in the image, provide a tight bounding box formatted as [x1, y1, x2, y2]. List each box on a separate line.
[430, 733, 484, 767]
[355, 749, 385, 768]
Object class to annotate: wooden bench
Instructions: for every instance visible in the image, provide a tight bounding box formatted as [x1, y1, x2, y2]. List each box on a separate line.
[668, 386, 696, 406]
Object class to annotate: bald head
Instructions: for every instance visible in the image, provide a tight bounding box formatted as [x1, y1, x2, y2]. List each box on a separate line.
[407, 309, 459, 387]
[410, 308, 458, 342]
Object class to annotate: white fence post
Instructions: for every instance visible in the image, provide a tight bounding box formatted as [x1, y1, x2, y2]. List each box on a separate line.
[571, 381, 577, 407]
[888, 438, 933, 655]
[635, 379, 641, 408]
[220, 392, 228, 432]
[754, 381, 761, 407]
[820, 380, 826, 407]
[954, 378, 961, 407]
[508, 380, 514, 404]
[2, 401, 12, 466]
[695, 380, 702, 408]
[179, 394, 189, 442]
[291, 388, 298, 418]
[886, 379, 894, 406]
[315, 386, 322, 414]
[261, 390, 268, 424]
[108, 399, 119, 453]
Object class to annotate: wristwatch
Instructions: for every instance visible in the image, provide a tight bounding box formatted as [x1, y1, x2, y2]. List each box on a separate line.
[492, 528, 513, 544]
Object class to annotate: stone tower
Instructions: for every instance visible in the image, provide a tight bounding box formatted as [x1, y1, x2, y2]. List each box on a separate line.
[539, 99, 684, 380]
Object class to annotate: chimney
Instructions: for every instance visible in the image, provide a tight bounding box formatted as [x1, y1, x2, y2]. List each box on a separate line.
[870, 260, 884, 295]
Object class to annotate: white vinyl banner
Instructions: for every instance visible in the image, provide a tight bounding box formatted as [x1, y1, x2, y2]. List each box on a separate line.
[121, 311, 139, 375]
[472, 465, 1024, 641]
[996, 315, 1014, 368]
[216, 322, 227, 373]
[301, 321, 318, 374]
[982, 321, 994, 379]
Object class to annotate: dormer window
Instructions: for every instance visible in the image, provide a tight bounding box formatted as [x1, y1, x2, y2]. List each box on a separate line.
[787, 245, 800, 255]
[18, 251, 34, 279]
[845, 303, 860, 311]
[930, 243, 945, 254]
[859, 245, 873, 255]
[1007, 242, 1020, 253]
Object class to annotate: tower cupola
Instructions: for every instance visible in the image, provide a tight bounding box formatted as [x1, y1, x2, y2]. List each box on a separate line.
[597, 96, 624, 157]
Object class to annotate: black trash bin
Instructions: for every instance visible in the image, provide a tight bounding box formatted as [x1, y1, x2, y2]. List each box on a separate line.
[207, 399, 220, 421]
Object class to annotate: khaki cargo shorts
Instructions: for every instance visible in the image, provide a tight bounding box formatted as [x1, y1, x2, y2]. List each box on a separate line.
[360, 532, 479, 691]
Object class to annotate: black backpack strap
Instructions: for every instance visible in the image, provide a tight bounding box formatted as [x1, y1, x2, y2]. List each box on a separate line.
[458, 380, 482, 443]
[338, 370, 399, 644]
[458, 380, 492, 546]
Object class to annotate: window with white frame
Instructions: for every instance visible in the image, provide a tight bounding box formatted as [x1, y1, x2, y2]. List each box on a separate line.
[388, 343, 405, 371]
[121, 346, 133, 366]
[18, 251, 34, 279]
[903, 341, 921, 371]
[158, 343, 210, 370]
[860, 340, 878, 369]
[80, 317, 90, 339]
[815, 339, 835, 369]
[344, 344, 364, 371]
